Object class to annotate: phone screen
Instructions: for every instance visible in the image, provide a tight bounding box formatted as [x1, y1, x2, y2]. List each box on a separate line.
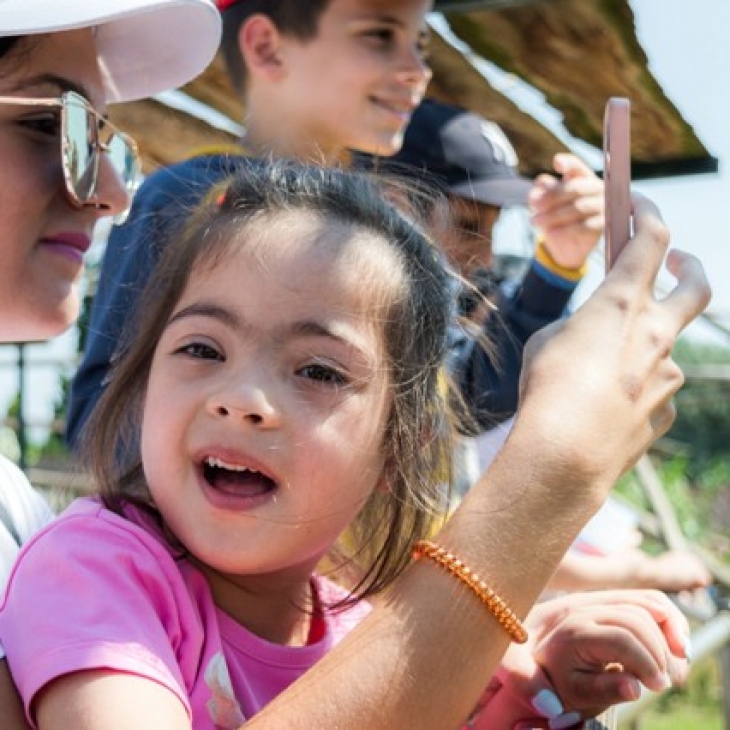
[603, 97, 632, 270]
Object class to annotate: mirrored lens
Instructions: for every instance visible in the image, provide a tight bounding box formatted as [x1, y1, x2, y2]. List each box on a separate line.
[105, 133, 140, 195]
[63, 98, 97, 203]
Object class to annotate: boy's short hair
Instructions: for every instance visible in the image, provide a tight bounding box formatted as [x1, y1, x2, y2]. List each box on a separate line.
[220, 0, 331, 93]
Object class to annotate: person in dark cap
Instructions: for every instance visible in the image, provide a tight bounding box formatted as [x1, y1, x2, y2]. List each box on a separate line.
[381, 98, 604, 429]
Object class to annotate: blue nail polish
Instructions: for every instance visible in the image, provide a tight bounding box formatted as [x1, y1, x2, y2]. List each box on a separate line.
[549, 711, 582, 729]
[530, 688, 563, 718]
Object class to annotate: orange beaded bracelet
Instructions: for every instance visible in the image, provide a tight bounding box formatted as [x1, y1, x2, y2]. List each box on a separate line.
[412, 540, 528, 644]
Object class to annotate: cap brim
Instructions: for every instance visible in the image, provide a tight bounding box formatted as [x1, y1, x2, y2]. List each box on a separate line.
[0, 0, 221, 103]
[449, 176, 533, 207]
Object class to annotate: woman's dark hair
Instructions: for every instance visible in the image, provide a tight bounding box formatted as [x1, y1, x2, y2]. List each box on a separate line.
[0, 37, 20, 59]
[221, 0, 331, 93]
[84, 160, 456, 605]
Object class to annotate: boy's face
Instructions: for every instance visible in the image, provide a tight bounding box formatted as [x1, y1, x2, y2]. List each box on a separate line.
[278, 0, 432, 158]
[440, 196, 502, 278]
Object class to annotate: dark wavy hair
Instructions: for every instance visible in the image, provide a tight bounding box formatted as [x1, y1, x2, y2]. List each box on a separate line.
[220, 0, 330, 93]
[84, 160, 455, 605]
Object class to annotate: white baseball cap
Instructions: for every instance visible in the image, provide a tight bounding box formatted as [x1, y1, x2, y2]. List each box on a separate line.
[0, 0, 221, 103]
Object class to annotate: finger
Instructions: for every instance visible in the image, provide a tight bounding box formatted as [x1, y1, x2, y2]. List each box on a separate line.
[496, 644, 567, 722]
[553, 590, 690, 659]
[531, 179, 603, 217]
[660, 249, 713, 331]
[566, 670, 643, 713]
[552, 152, 596, 180]
[533, 197, 603, 231]
[607, 193, 668, 285]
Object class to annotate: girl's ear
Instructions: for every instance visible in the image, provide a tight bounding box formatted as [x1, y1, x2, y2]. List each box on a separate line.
[239, 14, 286, 81]
[374, 458, 395, 494]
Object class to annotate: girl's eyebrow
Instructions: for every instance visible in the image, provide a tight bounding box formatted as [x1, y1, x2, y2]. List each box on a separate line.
[168, 302, 362, 349]
[168, 302, 240, 330]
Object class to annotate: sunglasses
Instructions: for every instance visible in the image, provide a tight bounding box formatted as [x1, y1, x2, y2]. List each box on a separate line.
[0, 90, 140, 209]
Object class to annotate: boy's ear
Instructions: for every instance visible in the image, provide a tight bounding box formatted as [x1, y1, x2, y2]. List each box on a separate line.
[239, 14, 286, 80]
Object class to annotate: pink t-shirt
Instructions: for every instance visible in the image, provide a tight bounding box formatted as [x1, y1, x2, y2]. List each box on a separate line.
[0, 498, 371, 729]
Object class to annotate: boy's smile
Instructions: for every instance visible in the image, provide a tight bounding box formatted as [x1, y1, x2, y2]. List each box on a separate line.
[248, 0, 433, 161]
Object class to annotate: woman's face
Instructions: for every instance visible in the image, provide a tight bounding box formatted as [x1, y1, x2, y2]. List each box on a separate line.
[0, 29, 129, 342]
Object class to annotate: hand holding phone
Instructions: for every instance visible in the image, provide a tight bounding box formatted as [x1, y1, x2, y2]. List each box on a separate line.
[603, 97, 632, 270]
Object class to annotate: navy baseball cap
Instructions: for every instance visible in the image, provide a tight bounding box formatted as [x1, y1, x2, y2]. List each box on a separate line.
[390, 99, 533, 207]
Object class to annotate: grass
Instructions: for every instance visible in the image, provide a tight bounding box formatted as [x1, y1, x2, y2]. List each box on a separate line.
[622, 658, 724, 729]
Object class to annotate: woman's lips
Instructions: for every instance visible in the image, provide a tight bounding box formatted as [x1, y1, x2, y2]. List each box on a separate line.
[39, 232, 92, 263]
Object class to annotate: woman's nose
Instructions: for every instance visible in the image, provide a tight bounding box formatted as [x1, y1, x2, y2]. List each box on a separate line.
[84, 153, 133, 219]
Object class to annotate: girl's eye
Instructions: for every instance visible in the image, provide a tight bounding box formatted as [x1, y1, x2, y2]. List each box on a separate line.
[20, 112, 61, 138]
[298, 362, 348, 386]
[177, 342, 223, 361]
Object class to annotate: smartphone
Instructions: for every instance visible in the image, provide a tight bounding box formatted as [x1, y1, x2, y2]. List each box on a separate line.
[603, 97, 632, 270]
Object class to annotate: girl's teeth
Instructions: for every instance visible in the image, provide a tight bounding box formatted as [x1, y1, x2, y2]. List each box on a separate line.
[205, 456, 259, 474]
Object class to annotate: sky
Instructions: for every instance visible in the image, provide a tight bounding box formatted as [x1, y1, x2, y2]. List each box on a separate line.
[2, 0, 730, 443]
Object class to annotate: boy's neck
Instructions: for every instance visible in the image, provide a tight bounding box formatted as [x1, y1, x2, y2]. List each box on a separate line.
[241, 118, 353, 168]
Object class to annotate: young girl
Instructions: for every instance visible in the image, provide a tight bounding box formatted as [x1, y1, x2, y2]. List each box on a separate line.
[0, 162, 693, 729]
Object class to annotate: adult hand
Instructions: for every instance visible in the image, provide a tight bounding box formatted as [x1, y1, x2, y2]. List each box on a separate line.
[516, 194, 711, 496]
[530, 153, 604, 270]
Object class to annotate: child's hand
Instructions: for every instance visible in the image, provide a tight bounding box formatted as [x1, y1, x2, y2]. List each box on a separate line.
[529, 153, 604, 271]
[466, 590, 690, 729]
[516, 194, 711, 496]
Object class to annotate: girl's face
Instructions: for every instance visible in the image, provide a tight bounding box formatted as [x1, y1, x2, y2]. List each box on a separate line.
[141, 212, 398, 592]
[0, 29, 129, 341]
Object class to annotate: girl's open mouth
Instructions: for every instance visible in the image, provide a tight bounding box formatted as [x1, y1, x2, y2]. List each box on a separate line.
[202, 456, 277, 498]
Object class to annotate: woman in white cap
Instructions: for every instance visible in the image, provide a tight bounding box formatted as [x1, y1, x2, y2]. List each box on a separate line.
[0, 0, 220, 726]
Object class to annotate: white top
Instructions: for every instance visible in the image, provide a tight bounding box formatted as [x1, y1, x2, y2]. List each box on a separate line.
[0, 455, 53, 658]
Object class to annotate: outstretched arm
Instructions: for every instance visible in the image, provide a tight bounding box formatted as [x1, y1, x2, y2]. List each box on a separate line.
[33, 196, 711, 729]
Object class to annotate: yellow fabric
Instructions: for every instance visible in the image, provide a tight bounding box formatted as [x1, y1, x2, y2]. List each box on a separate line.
[534, 237, 588, 282]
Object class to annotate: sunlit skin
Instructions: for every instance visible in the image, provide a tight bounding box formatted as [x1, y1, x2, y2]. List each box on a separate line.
[141, 212, 402, 646]
[0, 30, 129, 342]
[242, 0, 432, 164]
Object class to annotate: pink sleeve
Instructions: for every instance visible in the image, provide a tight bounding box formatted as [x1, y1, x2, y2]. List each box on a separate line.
[0, 503, 195, 722]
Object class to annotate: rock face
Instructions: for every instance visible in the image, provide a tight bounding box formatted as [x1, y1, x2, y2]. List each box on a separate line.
[110, 0, 713, 179]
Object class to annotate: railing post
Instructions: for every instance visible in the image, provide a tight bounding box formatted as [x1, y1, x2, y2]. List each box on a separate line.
[15, 343, 27, 472]
[719, 643, 730, 729]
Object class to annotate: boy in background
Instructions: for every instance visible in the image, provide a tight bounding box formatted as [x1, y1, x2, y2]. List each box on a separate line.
[67, 0, 603, 449]
[380, 97, 603, 426]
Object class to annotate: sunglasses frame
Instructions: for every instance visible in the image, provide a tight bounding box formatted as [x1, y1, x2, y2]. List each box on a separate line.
[0, 90, 141, 208]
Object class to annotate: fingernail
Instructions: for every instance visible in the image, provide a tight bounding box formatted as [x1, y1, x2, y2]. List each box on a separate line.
[683, 636, 693, 663]
[620, 676, 642, 701]
[549, 712, 582, 730]
[651, 671, 672, 692]
[531, 688, 564, 718]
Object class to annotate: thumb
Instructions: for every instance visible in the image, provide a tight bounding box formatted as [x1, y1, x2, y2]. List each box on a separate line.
[495, 644, 572, 722]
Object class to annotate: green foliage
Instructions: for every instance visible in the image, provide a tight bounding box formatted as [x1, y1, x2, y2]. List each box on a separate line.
[635, 659, 723, 729]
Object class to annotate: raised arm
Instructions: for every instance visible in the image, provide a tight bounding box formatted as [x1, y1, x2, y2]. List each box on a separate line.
[34, 195, 711, 729]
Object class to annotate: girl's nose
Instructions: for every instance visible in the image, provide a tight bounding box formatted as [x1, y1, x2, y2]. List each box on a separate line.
[208, 380, 282, 429]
